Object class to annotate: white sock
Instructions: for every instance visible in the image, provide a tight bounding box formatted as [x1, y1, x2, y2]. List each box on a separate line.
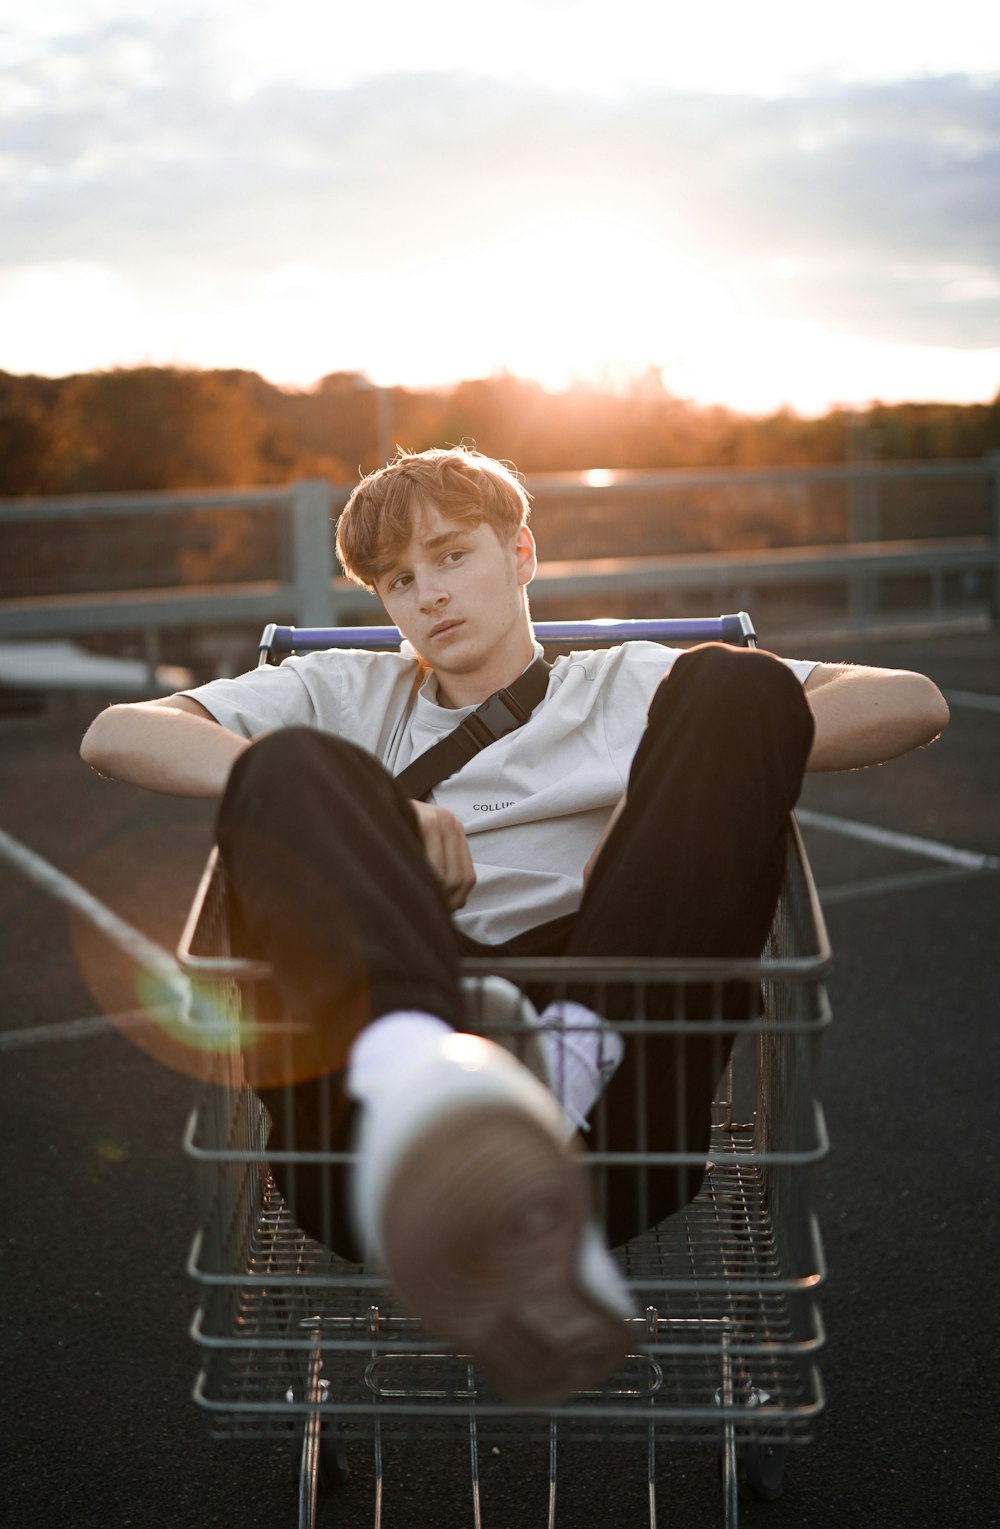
[535, 1001, 624, 1132]
[346, 1011, 451, 1104]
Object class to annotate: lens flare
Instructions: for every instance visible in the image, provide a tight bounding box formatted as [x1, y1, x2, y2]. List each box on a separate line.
[69, 822, 367, 1087]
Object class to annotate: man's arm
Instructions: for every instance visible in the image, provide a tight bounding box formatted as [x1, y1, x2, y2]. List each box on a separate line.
[803, 662, 949, 772]
[82, 695, 478, 907]
[583, 656, 948, 882]
[80, 694, 250, 797]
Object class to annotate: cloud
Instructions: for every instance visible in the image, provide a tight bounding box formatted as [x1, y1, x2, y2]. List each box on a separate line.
[1, 20, 998, 360]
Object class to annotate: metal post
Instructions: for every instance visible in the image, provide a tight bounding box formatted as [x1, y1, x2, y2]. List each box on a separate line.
[290, 479, 335, 626]
[845, 414, 880, 628]
[376, 386, 392, 468]
[467, 1362, 483, 1529]
[988, 451, 1000, 625]
[720, 1323, 740, 1529]
[141, 626, 160, 690]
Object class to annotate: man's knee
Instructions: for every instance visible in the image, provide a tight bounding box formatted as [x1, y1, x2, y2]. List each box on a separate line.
[231, 727, 374, 787]
[221, 728, 389, 829]
[649, 642, 808, 728]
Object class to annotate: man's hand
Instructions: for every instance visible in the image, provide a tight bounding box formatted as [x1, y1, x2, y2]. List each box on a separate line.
[410, 801, 476, 910]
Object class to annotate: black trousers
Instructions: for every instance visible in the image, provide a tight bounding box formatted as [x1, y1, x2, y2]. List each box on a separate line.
[217, 644, 815, 1257]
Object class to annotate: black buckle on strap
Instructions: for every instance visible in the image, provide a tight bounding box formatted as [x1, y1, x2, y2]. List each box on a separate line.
[464, 686, 530, 748]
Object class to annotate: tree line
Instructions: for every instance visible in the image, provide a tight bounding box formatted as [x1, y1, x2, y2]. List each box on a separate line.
[2, 366, 999, 498]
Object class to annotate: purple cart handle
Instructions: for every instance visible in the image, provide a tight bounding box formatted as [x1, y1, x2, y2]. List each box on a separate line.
[258, 613, 757, 666]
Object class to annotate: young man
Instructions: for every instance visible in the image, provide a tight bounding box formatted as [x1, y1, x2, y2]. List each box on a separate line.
[81, 446, 949, 1404]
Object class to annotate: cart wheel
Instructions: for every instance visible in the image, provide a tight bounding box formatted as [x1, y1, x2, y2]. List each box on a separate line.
[743, 1437, 785, 1501]
[318, 1428, 350, 1488]
[287, 1423, 350, 1489]
[715, 1433, 786, 1502]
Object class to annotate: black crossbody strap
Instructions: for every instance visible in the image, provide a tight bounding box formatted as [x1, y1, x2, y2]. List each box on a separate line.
[394, 655, 552, 802]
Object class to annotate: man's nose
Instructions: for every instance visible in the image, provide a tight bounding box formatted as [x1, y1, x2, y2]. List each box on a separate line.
[416, 577, 447, 610]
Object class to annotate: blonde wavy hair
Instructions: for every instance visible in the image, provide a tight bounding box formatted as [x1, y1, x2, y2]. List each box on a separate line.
[335, 446, 532, 591]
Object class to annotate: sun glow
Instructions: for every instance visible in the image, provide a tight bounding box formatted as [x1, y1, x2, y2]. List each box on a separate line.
[272, 216, 744, 399]
[4, 3, 998, 412]
[446, 218, 730, 392]
[4, 230, 998, 415]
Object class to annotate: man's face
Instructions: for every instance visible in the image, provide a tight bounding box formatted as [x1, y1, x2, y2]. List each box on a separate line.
[373, 503, 536, 698]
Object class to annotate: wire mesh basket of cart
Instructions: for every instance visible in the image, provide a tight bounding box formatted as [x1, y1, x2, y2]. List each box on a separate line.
[177, 615, 832, 1529]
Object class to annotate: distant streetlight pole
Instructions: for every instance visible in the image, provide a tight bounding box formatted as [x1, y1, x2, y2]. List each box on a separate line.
[352, 376, 392, 467]
[845, 409, 882, 626]
[375, 385, 392, 467]
[845, 410, 881, 543]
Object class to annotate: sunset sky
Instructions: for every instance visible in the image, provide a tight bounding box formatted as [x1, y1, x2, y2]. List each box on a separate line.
[2, 0, 998, 414]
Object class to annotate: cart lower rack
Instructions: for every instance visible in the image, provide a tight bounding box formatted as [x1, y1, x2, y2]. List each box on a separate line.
[178, 819, 831, 1529]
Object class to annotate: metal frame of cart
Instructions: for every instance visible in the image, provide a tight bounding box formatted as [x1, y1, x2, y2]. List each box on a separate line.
[177, 615, 832, 1529]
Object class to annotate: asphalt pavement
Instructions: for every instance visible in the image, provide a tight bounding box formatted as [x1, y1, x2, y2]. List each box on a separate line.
[1, 625, 998, 1529]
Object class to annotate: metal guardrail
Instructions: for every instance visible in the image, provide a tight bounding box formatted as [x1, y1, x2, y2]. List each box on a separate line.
[1, 459, 998, 670]
[0, 481, 340, 634]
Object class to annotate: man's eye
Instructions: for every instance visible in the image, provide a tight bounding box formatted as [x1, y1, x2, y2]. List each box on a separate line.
[441, 550, 465, 566]
[389, 573, 412, 592]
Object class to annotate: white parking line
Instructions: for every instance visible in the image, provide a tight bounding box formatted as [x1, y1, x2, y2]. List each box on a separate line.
[11, 1014, 113, 1045]
[944, 689, 1000, 714]
[819, 866, 980, 905]
[0, 824, 189, 1001]
[0, 1010, 139, 1051]
[796, 808, 1000, 872]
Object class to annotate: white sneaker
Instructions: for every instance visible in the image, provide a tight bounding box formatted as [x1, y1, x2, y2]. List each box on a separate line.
[460, 975, 553, 1091]
[350, 1029, 633, 1405]
[462, 977, 624, 1132]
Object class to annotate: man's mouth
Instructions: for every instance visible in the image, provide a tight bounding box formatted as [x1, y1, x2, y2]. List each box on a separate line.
[429, 619, 464, 639]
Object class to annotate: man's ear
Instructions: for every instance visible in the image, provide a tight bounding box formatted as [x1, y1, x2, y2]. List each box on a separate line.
[514, 525, 537, 587]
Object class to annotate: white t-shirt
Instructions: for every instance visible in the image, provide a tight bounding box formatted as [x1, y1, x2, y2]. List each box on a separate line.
[185, 642, 816, 944]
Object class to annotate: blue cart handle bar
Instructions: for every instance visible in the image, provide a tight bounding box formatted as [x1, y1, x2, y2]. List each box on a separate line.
[257, 612, 757, 666]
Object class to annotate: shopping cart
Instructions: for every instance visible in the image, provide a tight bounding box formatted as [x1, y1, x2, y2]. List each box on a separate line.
[177, 615, 831, 1529]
